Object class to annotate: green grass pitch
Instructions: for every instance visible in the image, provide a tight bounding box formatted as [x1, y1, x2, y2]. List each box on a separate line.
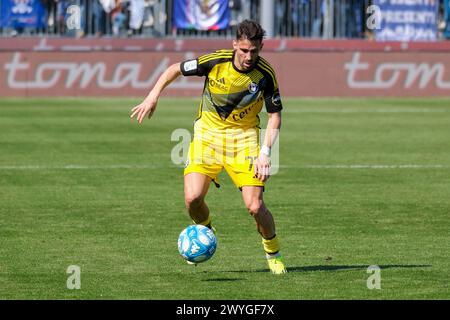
[0, 97, 449, 299]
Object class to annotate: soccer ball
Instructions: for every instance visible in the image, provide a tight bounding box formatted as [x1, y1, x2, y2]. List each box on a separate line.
[178, 225, 217, 263]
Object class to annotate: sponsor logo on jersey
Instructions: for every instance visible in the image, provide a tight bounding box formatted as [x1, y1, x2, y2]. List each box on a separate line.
[232, 102, 258, 121]
[209, 77, 227, 90]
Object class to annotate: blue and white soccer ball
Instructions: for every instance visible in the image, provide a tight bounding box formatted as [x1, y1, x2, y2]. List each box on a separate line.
[178, 225, 217, 263]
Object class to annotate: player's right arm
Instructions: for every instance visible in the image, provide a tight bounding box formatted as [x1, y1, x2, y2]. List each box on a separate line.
[130, 62, 182, 124]
[131, 51, 223, 124]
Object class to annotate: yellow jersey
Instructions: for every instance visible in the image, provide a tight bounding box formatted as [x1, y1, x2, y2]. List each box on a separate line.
[180, 49, 283, 132]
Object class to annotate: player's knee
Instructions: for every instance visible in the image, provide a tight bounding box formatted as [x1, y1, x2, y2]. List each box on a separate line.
[185, 193, 205, 210]
[246, 199, 264, 216]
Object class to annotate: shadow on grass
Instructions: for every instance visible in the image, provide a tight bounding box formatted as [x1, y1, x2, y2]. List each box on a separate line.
[226, 264, 432, 274]
[202, 278, 246, 282]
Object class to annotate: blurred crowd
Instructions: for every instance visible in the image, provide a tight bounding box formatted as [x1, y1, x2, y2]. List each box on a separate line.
[1, 0, 449, 40]
[4, 0, 163, 37]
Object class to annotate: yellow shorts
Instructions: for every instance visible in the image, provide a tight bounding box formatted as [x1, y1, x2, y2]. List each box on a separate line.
[183, 127, 264, 189]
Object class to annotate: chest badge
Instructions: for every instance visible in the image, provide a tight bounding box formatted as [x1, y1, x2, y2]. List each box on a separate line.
[248, 82, 258, 93]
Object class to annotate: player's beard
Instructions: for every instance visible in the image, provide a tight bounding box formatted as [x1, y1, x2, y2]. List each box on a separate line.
[237, 57, 255, 71]
[242, 59, 254, 70]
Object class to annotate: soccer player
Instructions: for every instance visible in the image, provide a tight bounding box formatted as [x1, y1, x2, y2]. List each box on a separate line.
[130, 20, 286, 275]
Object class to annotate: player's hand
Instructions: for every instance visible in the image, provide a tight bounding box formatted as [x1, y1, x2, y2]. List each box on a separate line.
[130, 97, 157, 124]
[254, 154, 271, 182]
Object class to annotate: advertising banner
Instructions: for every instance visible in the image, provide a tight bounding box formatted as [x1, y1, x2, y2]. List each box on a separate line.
[2, 51, 450, 97]
[173, 0, 230, 30]
[374, 0, 439, 41]
[0, 0, 46, 29]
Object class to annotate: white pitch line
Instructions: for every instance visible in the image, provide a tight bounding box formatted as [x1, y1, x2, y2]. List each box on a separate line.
[0, 164, 169, 170]
[283, 109, 449, 114]
[0, 164, 448, 170]
[281, 164, 449, 169]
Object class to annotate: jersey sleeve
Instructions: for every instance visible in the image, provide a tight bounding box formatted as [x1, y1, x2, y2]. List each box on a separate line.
[180, 52, 224, 77]
[263, 75, 283, 113]
[180, 59, 202, 76]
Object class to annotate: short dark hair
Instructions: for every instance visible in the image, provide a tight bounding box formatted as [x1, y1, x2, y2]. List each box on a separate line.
[236, 20, 266, 42]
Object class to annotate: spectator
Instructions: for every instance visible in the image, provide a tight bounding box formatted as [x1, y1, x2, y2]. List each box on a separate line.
[129, 0, 145, 35]
[312, 0, 324, 38]
[346, 0, 365, 38]
[111, 0, 126, 36]
[229, 0, 243, 27]
[441, 0, 450, 39]
[274, 0, 286, 36]
[93, 0, 108, 36]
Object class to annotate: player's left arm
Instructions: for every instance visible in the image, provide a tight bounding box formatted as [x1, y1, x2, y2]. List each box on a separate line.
[254, 60, 283, 182]
[254, 111, 281, 182]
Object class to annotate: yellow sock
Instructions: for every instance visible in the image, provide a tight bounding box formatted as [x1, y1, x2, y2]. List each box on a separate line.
[262, 234, 280, 255]
[192, 216, 211, 227]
